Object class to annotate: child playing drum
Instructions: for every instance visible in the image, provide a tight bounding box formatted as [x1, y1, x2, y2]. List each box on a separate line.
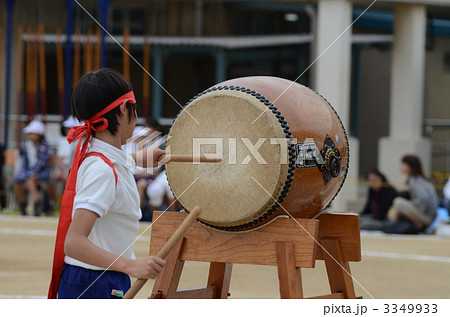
[48, 68, 166, 299]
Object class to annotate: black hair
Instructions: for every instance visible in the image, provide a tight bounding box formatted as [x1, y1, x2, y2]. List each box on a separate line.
[71, 68, 137, 135]
[146, 118, 161, 132]
[365, 167, 395, 190]
[365, 167, 388, 183]
[60, 120, 66, 137]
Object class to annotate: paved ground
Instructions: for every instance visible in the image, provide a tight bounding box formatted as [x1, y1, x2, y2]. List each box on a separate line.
[1, 214, 450, 299]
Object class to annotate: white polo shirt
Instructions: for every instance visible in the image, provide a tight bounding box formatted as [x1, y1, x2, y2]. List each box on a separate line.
[64, 138, 142, 271]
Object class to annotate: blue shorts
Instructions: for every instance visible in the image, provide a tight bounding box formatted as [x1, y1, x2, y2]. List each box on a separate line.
[58, 264, 131, 299]
[14, 169, 50, 182]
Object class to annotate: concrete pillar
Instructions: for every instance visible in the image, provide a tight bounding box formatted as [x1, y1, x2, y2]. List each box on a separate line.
[378, 3, 431, 185]
[315, 0, 357, 212]
[315, 0, 352, 129]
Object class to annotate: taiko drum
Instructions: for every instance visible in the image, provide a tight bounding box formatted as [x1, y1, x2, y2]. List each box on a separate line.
[165, 76, 349, 231]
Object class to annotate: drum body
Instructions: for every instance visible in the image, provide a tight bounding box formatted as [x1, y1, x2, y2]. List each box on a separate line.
[166, 76, 348, 231]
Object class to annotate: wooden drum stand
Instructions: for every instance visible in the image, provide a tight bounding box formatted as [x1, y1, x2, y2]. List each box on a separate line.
[146, 211, 361, 299]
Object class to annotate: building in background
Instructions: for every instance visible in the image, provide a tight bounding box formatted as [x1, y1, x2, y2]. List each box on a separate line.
[1, 0, 450, 210]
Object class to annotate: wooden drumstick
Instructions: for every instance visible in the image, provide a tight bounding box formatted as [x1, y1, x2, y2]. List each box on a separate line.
[158, 154, 222, 163]
[123, 206, 202, 299]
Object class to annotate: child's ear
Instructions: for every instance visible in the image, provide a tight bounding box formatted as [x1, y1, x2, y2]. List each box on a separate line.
[119, 100, 128, 116]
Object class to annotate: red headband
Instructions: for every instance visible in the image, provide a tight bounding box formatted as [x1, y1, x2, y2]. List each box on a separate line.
[66, 91, 136, 169]
[90, 91, 136, 121]
[67, 91, 136, 143]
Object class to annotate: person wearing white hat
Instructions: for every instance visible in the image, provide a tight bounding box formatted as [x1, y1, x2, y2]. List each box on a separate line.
[122, 125, 154, 220]
[14, 120, 51, 216]
[122, 122, 176, 221]
[139, 120, 177, 221]
[55, 117, 84, 205]
[56, 117, 83, 176]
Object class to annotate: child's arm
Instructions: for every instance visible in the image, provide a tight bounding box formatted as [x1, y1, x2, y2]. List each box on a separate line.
[65, 208, 165, 280]
[132, 146, 167, 168]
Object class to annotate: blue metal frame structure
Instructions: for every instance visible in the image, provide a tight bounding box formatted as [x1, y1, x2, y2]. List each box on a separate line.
[64, 0, 75, 117]
[98, 0, 112, 68]
[3, 0, 15, 148]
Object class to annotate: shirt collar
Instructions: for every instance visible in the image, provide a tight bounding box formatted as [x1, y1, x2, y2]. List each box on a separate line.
[88, 138, 133, 169]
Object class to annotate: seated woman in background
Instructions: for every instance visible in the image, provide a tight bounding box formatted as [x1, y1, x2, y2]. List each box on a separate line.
[383, 155, 438, 234]
[360, 167, 397, 230]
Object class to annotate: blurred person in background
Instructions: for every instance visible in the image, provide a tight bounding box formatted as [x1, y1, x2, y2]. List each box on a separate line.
[124, 125, 154, 220]
[383, 155, 438, 234]
[0, 144, 5, 208]
[444, 177, 450, 213]
[145, 169, 176, 215]
[124, 119, 174, 221]
[360, 167, 397, 230]
[137, 119, 178, 220]
[14, 120, 51, 216]
[55, 116, 83, 206]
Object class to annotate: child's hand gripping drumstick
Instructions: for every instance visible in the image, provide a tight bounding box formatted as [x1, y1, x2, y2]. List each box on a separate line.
[129, 127, 221, 167]
[158, 153, 222, 163]
[123, 206, 202, 299]
[133, 147, 222, 168]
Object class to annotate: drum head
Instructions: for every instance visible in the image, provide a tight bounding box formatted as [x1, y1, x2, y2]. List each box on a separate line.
[166, 88, 291, 230]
